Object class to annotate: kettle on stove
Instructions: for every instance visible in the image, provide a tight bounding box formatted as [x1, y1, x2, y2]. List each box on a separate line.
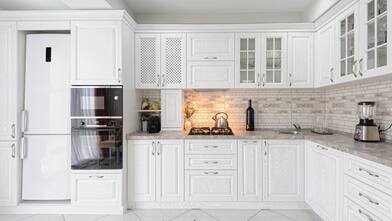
[212, 112, 229, 129]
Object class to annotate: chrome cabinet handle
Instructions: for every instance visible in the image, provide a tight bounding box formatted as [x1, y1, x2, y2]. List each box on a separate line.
[359, 192, 379, 206]
[358, 209, 376, 221]
[11, 143, 15, 158]
[117, 68, 122, 83]
[262, 73, 266, 86]
[157, 74, 160, 87]
[264, 141, 268, 156]
[358, 58, 363, 76]
[157, 141, 161, 156]
[204, 161, 219, 164]
[204, 172, 219, 175]
[20, 137, 26, 160]
[330, 67, 334, 83]
[257, 73, 261, 87]
[289, 73, 292, 87]
[359, 168, 380, 178]
[203, 56, 218, 60]
[152, 141, 156, 155]
[11, 124, 15, 139]
[21, 110, 27, 133]
[204, 145, 219, 148]
[161, 74, 165, 87]
[352, 60, 358, 77]
[89, 175, 104, 179]
[317, 145, 328, 151]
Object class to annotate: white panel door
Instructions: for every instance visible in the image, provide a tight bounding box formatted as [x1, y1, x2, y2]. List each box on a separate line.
[0, 142, 16, 206]
[71, 21, 122, 85]
[187, 33, 235, 60]
[263, 140, 304, 201]
[0, 22, 16, 141]
[187, 61, 235, 88]
[238, 140, 262, 201]
[156, 140, 184, 201]
[136, 34, 161, 89]
[315, 22, 337, 87]
[185, 170, 237, 201]
[161, 33, 187, 89]
[161, 90, 183, 130]
[128, 140, 156, 202]
[288, 32, 314, 88]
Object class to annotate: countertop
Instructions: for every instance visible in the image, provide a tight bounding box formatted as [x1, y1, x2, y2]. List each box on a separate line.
[127, 129, 392, 168]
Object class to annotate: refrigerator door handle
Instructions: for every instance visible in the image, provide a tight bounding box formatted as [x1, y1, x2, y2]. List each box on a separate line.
[20, 137, 26, 160]
[21, 110, 27, 133]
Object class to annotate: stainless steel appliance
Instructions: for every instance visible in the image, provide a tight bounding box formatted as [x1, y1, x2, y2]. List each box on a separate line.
[354, 101, 380, 142]
[188, 127, 234, 135]
[212, 112, 229, 129]
[71, 86, 123, 117]
[71, 118, 123, 169]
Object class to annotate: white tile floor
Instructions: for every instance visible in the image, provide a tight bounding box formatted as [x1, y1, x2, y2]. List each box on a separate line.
[0, 209, 323, 221]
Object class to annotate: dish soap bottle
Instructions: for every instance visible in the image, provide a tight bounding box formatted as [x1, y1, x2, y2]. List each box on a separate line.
[246, 99, 255, 131]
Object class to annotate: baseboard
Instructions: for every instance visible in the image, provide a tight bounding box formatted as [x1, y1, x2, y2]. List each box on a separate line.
[0, 203, 126, 214]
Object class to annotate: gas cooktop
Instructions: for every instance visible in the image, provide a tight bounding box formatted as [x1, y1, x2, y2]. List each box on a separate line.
[188, 127, 234, 136]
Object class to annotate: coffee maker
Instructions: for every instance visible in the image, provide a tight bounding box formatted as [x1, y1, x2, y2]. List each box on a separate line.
[354, 101, 380, 142]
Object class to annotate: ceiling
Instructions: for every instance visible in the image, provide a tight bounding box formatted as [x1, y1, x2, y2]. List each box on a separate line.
[0, 0, 339, 23]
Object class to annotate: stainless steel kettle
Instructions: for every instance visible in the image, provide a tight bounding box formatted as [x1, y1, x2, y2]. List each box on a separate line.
[212, 112, 229, 129]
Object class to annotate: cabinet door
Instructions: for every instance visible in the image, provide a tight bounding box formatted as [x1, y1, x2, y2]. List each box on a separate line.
[128, 140, 156, 202]
[185, 170, 237, 201]
[315, 22, 337, 87]
[71, 21, 122, 85]
[0, 22, 17, 141]
[161, 33, 187, 89]
[156, 140, 184, 201]
[0, 142, 16, 206]
[306, 142, 343, 221]
[235, 33, 261, 88]
[187, 61, 235, 88]
[238, 140, 262, 201]
[360, 0, 392, 77]
[263, 140, 304, 201]
[136, 34, 161, 89]
[261, 33, 288, 88]
[335, 4, 361, 83]
[161, 90, 183, 130]
[288, 32, 314, 88]
[187, 33, 235, 60]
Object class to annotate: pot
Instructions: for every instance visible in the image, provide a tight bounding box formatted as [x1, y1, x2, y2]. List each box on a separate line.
[212, 112, 229, 129]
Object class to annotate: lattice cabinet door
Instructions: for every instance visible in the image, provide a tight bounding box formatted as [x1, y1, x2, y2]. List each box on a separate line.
[161, 33, 186, 89]
[136, 34, 161, 89]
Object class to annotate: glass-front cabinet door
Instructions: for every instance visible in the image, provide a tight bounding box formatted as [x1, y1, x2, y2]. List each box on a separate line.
[235, 33, 260, 88]
[261, 33, 287, 88]
[360, 0, 392, 76]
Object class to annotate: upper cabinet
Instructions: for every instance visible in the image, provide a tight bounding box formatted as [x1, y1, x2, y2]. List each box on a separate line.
[0, 22, 17, 141]
[288, 32, 314, 88]
[187, 33, 234, 60]
[71, 21, 122, 85]
[136, 33, 186, 89]
[235, 33, 260, 88]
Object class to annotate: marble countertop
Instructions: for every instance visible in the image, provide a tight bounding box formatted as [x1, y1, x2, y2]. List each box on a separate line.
[127, 129, 392, 168]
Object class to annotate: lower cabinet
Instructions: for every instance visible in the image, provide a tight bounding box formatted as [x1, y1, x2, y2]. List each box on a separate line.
[263, 140, 304, 201]
[0, 142, 16, 206]
[343, 198, 388, 221]
[306, 141, 343, 221]
[128, 140, 184, 202]
[71, 173, 122, 206]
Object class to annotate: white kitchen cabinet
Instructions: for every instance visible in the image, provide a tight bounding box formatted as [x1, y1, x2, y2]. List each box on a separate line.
[187, 61, 234, 88]
[0, 142, 16, 206]
[71, 21, 122, 85]
[263, 140, 304, 202]
[161, 90, 183, 130]
[0, 22, 17, 141]
[136, 34, 161, 89]
[288, 33, 314, 88]
[235, 33, 261, 88]
[185, 155, 237, 170]
[261, 33, 288, 88]
[238, 140, 262, 202]
[359, 0, 392, 78]
[187, 33, 235, 61]
[185, 140, 237, 155]
[128, 140, 184, 202]
[315, 21, 337, 87]
[306, 141, 343, 221]
[71, 173, 122, 206]
[344, 198, 388, 221]
[185, 170, 237, 201]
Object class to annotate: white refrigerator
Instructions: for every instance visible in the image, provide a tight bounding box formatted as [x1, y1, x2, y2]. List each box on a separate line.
[22, 34, 71, 200]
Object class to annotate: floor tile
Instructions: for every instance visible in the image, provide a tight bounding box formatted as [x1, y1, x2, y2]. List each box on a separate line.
[95, 212, 141, 221]
[131, 209, 188, 221]
[275, 210, 323, 221]
[18, 215, 64, 221]
[203, 209, 260, 221]
[0, 214, 34, 221]
[172, 210, 218, 221]
[249, 210, 292, 221]
[63, 214, 106, 221]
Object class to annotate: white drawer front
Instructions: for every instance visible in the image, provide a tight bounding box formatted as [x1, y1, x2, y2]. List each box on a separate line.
[185, 155, 237, 170]
[187, 61, 234, 89]
[187, 33, 235, 60]
[344, 154, 392, 195]
[345, 176, 392, 218]
[71, 174, 121, 205]
[185, 140, 237, 155]
[344, 198, 388, 221]
[185, 170, 237, 201]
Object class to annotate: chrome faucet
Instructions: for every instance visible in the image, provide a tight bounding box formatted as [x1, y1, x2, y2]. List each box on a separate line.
[293, 123, 302, 131]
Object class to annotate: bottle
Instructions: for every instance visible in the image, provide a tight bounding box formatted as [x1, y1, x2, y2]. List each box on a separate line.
[246, 99, 255, 131]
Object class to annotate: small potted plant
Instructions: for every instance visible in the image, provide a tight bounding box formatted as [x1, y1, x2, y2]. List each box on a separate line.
[184, 102, 196, 131]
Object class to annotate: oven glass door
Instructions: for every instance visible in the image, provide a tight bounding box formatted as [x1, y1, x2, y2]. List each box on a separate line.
[71, 87, 123, 117]
[71, 127, 122, 170]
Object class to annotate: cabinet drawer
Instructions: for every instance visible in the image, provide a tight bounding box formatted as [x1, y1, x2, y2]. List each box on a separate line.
[345, 176, 392, 218]
[344, 154, 392, 195]
[185, 155, 237, 170]
[185, 140, 237, 154]
[71, 173, 121, 205]
[344, 198, 388, 221]
[187, 33, 234, 60]
[185, 170, 237, 201]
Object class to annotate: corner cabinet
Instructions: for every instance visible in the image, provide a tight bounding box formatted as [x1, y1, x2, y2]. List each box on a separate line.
[0, 142, 17, 206]
[70, 21, 122, 85]
[136, 33, 186, 89]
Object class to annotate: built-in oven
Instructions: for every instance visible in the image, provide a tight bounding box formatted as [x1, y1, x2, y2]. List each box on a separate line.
[71, 86, 123, 117]
[71, 118, 122, 170]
